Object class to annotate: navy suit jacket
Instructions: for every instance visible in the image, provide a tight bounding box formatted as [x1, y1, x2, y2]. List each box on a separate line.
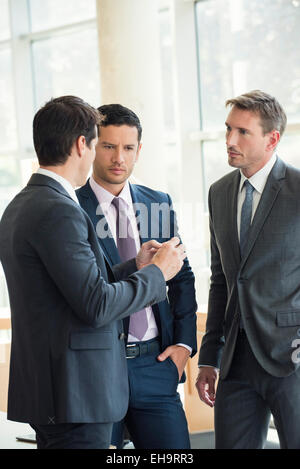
[77, 180, 197, 365]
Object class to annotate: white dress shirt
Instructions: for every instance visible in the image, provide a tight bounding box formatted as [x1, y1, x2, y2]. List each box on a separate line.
[89, 176, 159, 342]
[89, 176, 192, 353]
[237, 153, 277, 239]
[36, 168, 79, 205]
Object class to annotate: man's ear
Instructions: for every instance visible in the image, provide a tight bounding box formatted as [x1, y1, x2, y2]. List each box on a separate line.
[135, 142, 142, 163]
[266, 130, 280, 152]
[76, 135, 87, 157]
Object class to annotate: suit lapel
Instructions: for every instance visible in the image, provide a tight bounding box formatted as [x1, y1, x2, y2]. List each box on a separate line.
[77, 181, 121, 265]
[130, 184, 152, 244]
[227, 171, 241, 268]
[240, 157, 286, 268]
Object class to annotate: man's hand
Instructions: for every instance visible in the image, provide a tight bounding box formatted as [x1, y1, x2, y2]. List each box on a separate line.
[157, 345, 190, 380]
[195, 366, 218, 408]
[136, 240, 162, 270]
[151, 237, 186, 281]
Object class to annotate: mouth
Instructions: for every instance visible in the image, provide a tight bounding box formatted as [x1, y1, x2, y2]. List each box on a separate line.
[109, 168, 126, 175]
[227, 150, 242, 158]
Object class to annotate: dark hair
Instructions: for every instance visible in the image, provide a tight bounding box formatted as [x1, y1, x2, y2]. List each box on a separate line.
[97, 104, 142, 143]
[226, 90, 287, 136]
[33, 95, 101, 166]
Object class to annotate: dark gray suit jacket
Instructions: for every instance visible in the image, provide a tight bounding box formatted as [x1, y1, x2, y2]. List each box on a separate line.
[0, 174, 166, 424]
[199, 157, 300, 379]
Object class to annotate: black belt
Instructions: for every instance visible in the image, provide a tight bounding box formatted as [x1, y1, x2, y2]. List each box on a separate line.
[126, 338, 160, 359]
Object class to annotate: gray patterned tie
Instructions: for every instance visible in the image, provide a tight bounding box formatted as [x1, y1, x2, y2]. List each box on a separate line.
[239, 180, 254, 329]
[112, 197, 148, 341]
[240, 180, 255, 258]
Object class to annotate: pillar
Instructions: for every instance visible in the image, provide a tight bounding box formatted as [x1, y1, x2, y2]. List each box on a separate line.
[96, 0, 167, 190]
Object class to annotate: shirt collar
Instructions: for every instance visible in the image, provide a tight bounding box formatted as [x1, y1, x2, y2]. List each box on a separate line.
[239, 153, 277, 194]
[36, 168, 79, 204]
[89, 176, 132, 208]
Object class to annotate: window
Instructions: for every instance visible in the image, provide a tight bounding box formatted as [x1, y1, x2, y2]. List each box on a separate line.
[0, 49, 17, 153]
[0, 0, 10, 41]
[195, 0, 300, 201]
[0, 0, 100, 316]
[192, 0, 300, 305]
[32, 28, 100, 109]
[29, 0, 96, 32]
[158, 1, 182, 202]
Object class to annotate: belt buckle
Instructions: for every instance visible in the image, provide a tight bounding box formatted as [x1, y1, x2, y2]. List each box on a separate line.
[126, 343, 137, 359]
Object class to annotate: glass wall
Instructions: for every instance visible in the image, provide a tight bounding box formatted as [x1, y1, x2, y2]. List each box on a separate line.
[158, 2, 182, 203]
[195, 0, 300, 201]
[193, 0, 300, 304]
[29, 0, 96, 31]
[0, 0, 100, 316]
[32, 28, 100, 109]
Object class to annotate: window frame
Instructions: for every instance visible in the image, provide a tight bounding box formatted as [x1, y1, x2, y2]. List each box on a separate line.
[0, 0, 98, 315]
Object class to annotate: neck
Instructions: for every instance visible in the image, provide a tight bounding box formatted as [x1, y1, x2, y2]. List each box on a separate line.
[241, 153, 274, 179]
[92, 173, 126, 196]
[40, 164, 76, 188]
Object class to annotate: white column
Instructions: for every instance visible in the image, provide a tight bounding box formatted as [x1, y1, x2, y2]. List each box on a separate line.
[96, 0, 167, 190]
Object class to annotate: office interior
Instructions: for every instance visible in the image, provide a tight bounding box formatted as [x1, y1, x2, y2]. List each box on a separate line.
[1, 0, 299, 449]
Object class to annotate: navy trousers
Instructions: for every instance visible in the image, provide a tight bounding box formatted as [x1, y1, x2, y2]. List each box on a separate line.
[111, 342, 190, 449]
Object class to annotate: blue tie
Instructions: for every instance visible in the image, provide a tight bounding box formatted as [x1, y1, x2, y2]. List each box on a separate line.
[240, 180, 254, 258]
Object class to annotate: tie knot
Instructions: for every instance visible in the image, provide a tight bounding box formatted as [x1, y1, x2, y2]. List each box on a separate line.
[112, 196, 128, 211]
[243, 180, 254, 194]
[112, 197, 129, 218]
[111, 197, 121, 211]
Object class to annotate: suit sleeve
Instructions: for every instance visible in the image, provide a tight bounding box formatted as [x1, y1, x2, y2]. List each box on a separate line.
[34, 204, 166, 328]
[198, 187, 226, 368]
[111, 258, 137, 281]
[165, 194, 198, 357]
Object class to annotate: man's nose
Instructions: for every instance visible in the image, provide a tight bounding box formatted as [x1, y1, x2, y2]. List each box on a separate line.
[226, 129, 238, 147]
[113, 147, 125, 164]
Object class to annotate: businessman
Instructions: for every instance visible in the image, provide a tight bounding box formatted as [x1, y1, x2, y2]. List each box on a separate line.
[77, 104, 197, 449]
[0, 96, 186, 449]
[196, 90, 300, 449]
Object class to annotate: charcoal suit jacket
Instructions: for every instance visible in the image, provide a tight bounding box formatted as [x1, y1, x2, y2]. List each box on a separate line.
[199, 157, 300, 379]
[0, 174, 167, 424]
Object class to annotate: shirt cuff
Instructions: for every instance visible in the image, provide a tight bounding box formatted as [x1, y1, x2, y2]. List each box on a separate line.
[176, 343, 192, 355]
[198, 364, 220, 370]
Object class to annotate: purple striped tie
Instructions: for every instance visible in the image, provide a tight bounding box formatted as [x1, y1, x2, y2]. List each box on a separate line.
[112, 197, 148, 341]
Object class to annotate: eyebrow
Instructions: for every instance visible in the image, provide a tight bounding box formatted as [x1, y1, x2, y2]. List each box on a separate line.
[100, 141, 136, 146]
[225, 122, 250, 132]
